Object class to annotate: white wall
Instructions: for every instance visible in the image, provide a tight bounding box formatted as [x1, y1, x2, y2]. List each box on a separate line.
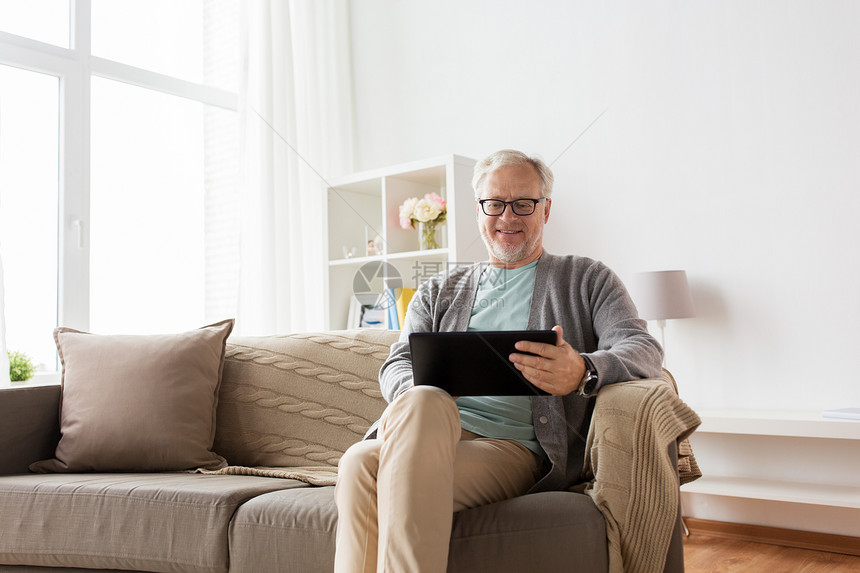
[348, 0, 860, 413]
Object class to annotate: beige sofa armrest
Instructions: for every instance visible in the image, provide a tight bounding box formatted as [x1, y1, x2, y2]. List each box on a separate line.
[0, 384, 61, 475]
[583, 370, 701, 573]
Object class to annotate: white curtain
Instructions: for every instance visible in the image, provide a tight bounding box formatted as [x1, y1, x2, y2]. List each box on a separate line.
[0, 101, 7, 383]
[0, 102, 6, 384]
[236, 0, 354, 335]
[0, 252, 9, 385]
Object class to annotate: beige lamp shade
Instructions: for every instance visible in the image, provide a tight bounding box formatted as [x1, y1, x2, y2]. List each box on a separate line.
[631, 270, 695, 321]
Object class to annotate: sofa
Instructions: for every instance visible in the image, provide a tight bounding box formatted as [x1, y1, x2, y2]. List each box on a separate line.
[0, 325, 700, 573]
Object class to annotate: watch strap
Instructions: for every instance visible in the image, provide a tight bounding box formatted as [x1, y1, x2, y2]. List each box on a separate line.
[578, 355, 599, 396]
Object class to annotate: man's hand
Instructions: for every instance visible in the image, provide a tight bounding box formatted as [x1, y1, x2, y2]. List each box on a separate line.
[509, 325, 586, 396]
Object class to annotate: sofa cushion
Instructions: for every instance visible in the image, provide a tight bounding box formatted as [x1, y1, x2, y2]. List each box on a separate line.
[0, 472, 309, 573]
[227, 488, 606, 573]
[448, 491, 608, 572]
[228, 485, 339, 573]
[214, 330, 395, 469]
[30, 320, 233, 473]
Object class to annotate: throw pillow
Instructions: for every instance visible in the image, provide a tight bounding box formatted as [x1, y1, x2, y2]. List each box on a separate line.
[30, 319, 234, 473]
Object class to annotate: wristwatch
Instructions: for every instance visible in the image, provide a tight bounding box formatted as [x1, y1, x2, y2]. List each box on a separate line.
[577, 355, 599, 396]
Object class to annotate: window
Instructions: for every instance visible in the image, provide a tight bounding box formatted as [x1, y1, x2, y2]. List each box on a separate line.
[0, 65, 60, 370]
[0, 1, 239, 375]
[90, 78, 209, 334]
[92, 0, 206, 86]
[0, 1, 70, 48]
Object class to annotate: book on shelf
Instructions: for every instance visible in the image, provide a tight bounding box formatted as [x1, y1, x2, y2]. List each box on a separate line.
[384, 287, 417, 329]
[386, 290, 399, 330]
[822, 407, 860, 421]
[395, 287, 416, 328]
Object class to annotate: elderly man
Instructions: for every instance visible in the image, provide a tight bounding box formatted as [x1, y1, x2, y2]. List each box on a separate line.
[334, 149, 663, 573]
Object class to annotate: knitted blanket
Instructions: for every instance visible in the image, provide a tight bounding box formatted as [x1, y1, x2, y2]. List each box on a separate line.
[192, 464, 338, 486]
[583, 371, 701, 573]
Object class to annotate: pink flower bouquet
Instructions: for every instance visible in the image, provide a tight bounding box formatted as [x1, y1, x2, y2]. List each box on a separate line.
[399, 193, 447, 229]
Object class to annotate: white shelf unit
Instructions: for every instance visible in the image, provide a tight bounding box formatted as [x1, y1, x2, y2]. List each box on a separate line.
[323, 155, 485, 330]
[684, 476, 860, 509]
[692, 409, 860, 440]
[682, 409, 860, 535]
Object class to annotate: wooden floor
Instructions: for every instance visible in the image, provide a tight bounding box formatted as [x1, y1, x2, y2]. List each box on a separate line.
[683, 534, 860, 572]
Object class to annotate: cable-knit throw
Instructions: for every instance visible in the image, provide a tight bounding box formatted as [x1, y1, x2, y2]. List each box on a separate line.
[188, 331, 395, 486]
[583, 370, 701, 573]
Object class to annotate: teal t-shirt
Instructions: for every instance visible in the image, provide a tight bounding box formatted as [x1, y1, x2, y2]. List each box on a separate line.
[457, 260, 545, 458]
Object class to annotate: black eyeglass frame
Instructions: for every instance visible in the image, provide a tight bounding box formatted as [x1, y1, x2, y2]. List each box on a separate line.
[477, 198, 548, 216]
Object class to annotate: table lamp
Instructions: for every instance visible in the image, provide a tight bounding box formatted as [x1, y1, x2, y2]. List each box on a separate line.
[631, 270, 695, 366]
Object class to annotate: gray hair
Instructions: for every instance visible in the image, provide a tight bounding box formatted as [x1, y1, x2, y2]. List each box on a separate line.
[472, 149, 554, 199]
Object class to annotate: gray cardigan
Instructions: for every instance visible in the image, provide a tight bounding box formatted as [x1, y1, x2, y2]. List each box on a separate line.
[377, 252, 664, 492]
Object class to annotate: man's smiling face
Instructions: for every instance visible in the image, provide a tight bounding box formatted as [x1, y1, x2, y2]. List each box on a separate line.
[476, 163, 551, 268]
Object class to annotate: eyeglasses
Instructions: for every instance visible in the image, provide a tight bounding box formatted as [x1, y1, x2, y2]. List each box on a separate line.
[478, 198, 547, 216]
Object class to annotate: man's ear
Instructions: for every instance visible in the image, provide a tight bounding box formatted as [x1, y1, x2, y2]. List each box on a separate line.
[544, 198, 552, 223]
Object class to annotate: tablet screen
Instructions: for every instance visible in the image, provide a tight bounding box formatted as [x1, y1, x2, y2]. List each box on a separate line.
[409, 330, 556, 396]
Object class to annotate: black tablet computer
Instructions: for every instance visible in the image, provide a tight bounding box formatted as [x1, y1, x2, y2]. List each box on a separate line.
[409, 330, 556, 396]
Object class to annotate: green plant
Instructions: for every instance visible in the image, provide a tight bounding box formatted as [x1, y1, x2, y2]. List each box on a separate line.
[8, 351, 36, 382]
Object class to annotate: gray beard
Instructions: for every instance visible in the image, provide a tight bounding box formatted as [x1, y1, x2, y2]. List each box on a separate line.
[480, 228, 541, 263]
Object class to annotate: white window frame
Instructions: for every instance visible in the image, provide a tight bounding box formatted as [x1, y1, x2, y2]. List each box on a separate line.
[0, 1, 237, 340]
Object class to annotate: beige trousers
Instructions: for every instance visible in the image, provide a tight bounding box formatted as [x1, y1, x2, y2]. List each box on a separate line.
[334, 386, 542, 573]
